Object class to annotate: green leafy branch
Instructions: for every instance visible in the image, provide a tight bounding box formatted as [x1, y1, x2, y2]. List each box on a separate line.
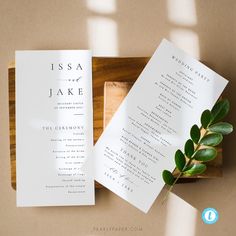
[162, 99, 233, 201]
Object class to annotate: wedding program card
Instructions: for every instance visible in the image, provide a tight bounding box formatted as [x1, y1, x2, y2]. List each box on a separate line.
[16, 50, 94, 206]
[93, 39, 228, 213]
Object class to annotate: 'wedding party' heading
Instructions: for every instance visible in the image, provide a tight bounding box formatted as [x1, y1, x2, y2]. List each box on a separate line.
[171, 55, 210, 82]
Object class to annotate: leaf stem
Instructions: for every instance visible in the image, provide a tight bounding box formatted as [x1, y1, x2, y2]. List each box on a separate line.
[161, 171, 182, 204]
[161, 127, 209, 204]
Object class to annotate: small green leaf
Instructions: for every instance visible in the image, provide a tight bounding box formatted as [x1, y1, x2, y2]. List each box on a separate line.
[175, 150, 186, 171]
[162, 170, 175, 186]
[190, 125, 200, 144]
[183, 163, 206, 176]
[208, 122, 233, 135]
[200, 133, 223, 146]
[211, 99, 230, 124]
[201, 110, 211, 128]
[184, 139, 194, 158]
[193, 148, 217, 162]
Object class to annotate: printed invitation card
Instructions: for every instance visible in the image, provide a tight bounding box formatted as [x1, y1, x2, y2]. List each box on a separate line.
[93, 39, 228, 213]
[16, 50, 94, 206]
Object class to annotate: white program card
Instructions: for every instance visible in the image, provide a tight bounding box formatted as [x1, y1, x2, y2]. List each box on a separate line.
[93, 39, 228, 213]
[16, 50, 94, 206]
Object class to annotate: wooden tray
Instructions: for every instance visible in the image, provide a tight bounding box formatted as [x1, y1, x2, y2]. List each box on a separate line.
[8, 57, 150, 190]
[8, 57, 222, 190]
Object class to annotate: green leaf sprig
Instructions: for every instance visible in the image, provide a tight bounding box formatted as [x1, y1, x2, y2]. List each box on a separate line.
[162, 99, 233, 201]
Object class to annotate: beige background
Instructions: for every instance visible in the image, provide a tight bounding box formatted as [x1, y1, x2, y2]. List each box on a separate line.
[1, 0, 236, 235]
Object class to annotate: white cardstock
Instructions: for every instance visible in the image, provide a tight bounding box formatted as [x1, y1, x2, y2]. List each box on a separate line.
[93, 39, 228, 213]
[16, 50, 94, 206]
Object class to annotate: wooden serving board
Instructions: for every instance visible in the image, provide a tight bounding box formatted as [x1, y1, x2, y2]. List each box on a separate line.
[8, 57, 150, 190]
[8, 57, 222, 190]
[103, 81, 223, 179]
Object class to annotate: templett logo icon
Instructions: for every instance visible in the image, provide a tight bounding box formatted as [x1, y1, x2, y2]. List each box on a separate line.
[202, 208, 219, 224]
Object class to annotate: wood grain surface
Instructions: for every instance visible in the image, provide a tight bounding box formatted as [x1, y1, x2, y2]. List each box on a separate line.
[8, 57, 222, 191]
